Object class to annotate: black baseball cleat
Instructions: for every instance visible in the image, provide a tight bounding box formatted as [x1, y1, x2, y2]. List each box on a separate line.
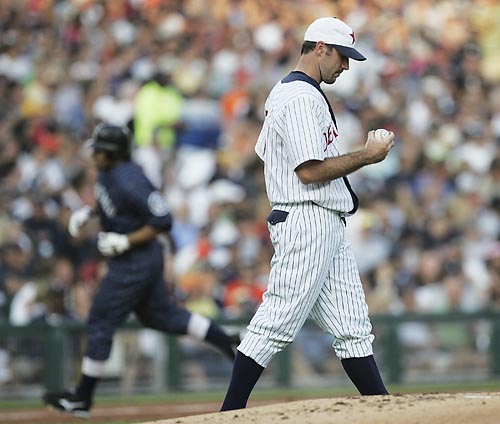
[42, 390, 92, 419]
[230, 333, 241, 347]
[229, 332, 241, 358]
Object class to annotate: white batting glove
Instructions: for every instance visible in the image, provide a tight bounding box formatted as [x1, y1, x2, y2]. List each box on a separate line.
[97, 232, 130, 256]
[68, 206, 93, 238]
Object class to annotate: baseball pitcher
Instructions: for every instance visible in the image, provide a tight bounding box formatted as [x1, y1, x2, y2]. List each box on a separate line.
[221, 17, 394, 411]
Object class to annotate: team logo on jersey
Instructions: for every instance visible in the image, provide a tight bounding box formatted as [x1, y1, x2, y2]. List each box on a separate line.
[323, 124, 338, 151]
[148, 191, 169, 216]
[95, 183, 116, 218]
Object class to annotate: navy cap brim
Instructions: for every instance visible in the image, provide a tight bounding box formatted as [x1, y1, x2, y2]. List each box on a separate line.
[333, 45, 366, 61]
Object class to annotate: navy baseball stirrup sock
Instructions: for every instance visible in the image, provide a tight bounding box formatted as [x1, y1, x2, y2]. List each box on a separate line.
[220, 352, 264, 411]
[75, 374, 99, 401]
[205, 323, 237, 360]
[341, 355, 388, 395]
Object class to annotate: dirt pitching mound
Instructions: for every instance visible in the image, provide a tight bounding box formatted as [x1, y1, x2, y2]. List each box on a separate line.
[141, 392, 500, 424]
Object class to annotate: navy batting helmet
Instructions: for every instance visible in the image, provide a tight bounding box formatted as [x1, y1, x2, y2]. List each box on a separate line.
[91, 123, 132, 160]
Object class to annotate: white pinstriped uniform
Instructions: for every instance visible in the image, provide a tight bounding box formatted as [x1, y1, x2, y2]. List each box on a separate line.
[238, 73, 374, 367]
[255, 80, 354, 213]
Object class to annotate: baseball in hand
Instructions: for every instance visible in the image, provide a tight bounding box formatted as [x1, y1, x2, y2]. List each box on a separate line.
[373, 128, 391, 141]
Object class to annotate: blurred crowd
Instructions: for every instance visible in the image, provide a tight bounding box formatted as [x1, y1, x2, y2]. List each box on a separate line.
[0, 0, 499, 340]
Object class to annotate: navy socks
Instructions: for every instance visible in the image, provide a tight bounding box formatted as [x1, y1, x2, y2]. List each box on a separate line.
[219, 353, 386, 412]
[220, 351, 265, 411]
[76, 374, 98, 401]
[341, 355, 388, 395]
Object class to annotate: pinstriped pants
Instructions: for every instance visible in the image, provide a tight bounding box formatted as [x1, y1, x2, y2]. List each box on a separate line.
[238, 202, 374, 367]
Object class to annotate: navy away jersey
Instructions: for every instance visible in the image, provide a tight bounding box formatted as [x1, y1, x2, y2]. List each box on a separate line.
[95, 161, 171, 262]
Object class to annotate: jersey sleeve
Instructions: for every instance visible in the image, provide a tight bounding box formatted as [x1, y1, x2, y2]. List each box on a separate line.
[284, 95, 326, 170]
[124, 175, 172, 231]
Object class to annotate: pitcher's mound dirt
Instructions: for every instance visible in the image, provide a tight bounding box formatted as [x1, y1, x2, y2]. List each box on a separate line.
[141, 392, 500, 424]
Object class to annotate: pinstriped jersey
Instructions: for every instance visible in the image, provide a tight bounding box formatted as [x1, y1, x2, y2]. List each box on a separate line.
[95, 161, 172, 263]
[255, 71, 355, 214]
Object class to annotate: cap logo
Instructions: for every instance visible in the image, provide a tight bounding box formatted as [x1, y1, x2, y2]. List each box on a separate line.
[304, 17, 366, 61]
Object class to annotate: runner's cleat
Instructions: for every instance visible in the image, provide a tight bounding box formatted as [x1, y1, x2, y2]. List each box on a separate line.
[42, 390, 91, 419]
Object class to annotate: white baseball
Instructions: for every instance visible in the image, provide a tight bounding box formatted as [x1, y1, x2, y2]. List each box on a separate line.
[374, 128, 390, 141]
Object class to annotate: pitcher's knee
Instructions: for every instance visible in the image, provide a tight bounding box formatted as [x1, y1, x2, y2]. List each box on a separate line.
[238, 333, 292, 368]
[333, 334, 374, 360]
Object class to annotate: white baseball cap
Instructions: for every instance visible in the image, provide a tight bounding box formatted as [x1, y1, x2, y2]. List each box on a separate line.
[304, 17, 366, 61]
